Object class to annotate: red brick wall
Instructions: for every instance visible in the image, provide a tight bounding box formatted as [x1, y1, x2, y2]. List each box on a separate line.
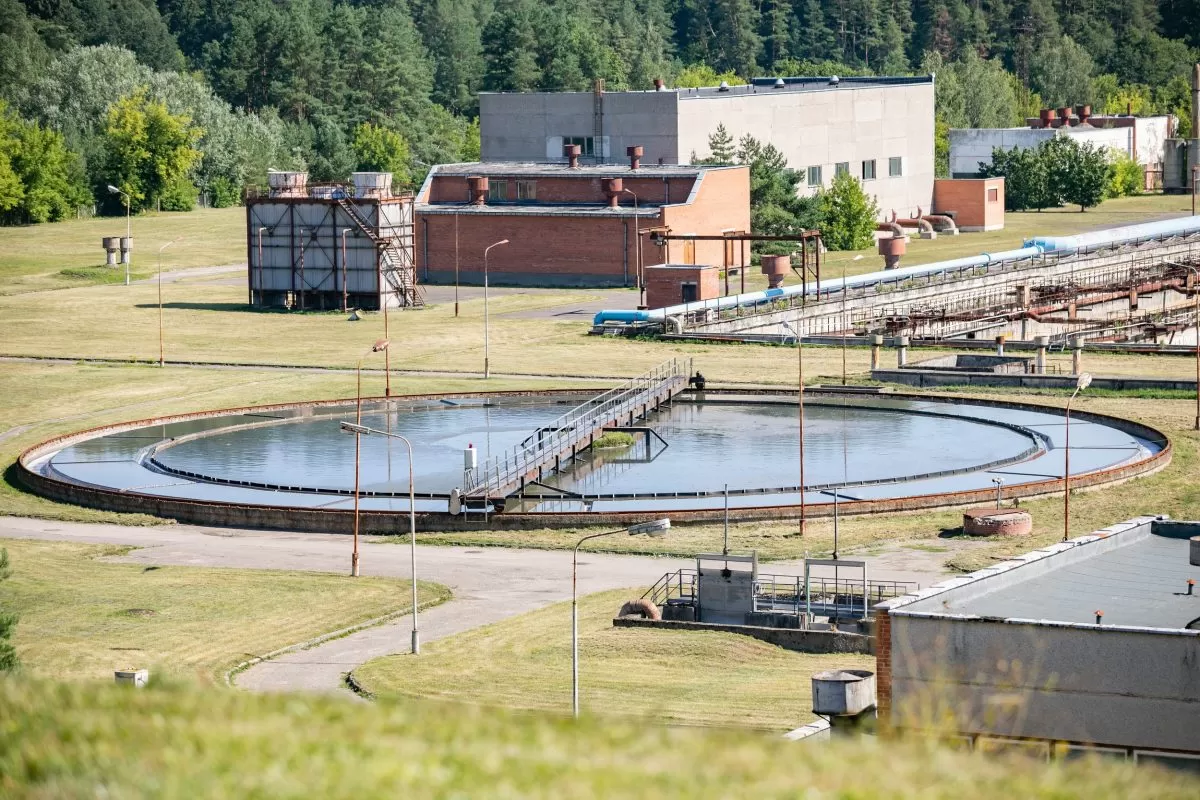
[660, 167, 751, 268]
[417, 212, 642, 284]
[876, 608, 892, 721]
[644, 266, 720, 308]
[933, 178, 1005, 230]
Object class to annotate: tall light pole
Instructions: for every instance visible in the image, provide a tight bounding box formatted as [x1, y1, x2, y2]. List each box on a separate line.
[782, 319, 807, 535]
[1185, 265, 1200, 430]
[157, 238, 183, 367]
[572, 518, 671, 717]
[350, 338, 391, 576]
[341, 421, 420, 654]
[482, 239, 509, 379]
[622, 188, 643, 304]
[107, 184, 132, 285]
[1063, 372, 1092, 542]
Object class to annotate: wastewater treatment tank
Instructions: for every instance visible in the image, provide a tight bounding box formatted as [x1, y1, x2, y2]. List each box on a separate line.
[17, 388, 1168, 531]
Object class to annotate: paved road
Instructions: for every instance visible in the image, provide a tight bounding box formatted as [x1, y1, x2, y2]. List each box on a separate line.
[0, 516, 952, 695]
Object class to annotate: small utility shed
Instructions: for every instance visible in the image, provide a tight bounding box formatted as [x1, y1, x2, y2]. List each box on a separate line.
[876, 515, 1200, 767]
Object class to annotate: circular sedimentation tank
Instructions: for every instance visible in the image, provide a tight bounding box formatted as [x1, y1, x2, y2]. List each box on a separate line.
[17, 388, 1169, 532]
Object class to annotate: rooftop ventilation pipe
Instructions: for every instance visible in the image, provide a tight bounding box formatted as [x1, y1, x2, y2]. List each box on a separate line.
[627, 145, 643, 171]
[829, 75, 840, 86]
[653, 78, 664, 91]
[601, 177, 623, 207]
[718, 81, 730, 92]
[1074, 104, 1092, 126]
[564, 143, 581, 169]
[1056, 106, 1072, 127]
[1193, 63, 1200, 141]
[467, 176, 488, 205]
[774, 78, 786, 89]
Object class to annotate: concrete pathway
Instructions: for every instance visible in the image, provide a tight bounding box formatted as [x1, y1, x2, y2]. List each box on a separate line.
[0, 516, 953, 695]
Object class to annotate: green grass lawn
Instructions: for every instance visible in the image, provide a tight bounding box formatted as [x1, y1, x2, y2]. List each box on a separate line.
[3, 677, 1197, 798]
[0, 537, 450, 683]
[354, 588, 874, 730]
[0, 207, 245, 294]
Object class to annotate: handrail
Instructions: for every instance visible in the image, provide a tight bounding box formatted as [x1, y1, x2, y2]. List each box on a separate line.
[641, 568, 917, 615]
[464, 357, 691, 497]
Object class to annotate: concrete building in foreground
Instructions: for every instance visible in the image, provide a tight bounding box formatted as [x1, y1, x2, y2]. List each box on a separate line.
[877, 515, 1200, 767]
[413, 155, 749, 288]
[479, 76, 935, 219]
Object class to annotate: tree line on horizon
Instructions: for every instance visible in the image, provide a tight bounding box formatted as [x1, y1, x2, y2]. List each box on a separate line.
[0, 0, 1197, 225]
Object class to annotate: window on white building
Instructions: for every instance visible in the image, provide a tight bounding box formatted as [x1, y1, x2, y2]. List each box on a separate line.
[807, 165, 823, 187]
[862, 160, 877, 180]
[889, 156, 903, 177]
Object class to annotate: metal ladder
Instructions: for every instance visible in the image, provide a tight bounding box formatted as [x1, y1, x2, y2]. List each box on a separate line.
[336, 198, 424, 308]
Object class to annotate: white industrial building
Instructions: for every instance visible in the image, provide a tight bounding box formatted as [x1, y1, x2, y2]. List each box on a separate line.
[479, 76, 936, 220]
[950, 114, 1175, 182]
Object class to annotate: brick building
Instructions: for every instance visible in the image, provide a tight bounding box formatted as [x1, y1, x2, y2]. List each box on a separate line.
[414, 155, 750, 287]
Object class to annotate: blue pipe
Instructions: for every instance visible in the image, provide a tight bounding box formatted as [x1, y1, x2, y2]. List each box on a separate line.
[593, 216, 1200, 326]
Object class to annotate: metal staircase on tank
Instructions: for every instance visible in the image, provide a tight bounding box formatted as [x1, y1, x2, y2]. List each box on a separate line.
[336, 197, 424, 309]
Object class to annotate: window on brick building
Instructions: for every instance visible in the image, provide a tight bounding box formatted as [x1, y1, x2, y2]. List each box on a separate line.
[835, 162, 849, 177]
[563, 136, 595, 156]
[862, 159, 877, 180]
[516, 180, 537, 201]
[488, 180, 508, 202]
[889, 156, 903, 177]
[807, 165, 822, 187]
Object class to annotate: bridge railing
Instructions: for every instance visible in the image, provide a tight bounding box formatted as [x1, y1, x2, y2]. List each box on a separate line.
[465, 357, 691, 497]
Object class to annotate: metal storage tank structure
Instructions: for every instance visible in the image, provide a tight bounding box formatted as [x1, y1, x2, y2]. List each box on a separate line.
[246, 171, 422, 311]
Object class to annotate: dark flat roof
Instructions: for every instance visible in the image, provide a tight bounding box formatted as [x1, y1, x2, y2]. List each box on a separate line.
[430, 162, 730, 178]
[416, 203, 659, 218]
[890, 517, 1200, 631]
[480, 75, 932, 100]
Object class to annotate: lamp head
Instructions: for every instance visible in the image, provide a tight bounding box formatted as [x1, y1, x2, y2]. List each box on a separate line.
[340, 421, 369, 436]
[1076, 372, 1092, 391]
[107, 184, 120, 194]
[627, 518, 671, 537]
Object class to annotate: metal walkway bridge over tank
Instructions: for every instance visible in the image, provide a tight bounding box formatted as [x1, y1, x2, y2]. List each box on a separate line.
[462, 357, 692, 506]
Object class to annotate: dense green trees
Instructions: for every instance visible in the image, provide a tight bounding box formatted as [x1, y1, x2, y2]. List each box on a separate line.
[1, 0, 1198, 225]
[0, 102, 89, 224]
[820, 172, 880, 250]
[979, 137, 1115, 212]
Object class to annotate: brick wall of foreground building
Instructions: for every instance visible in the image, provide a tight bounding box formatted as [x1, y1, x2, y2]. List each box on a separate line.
[415, 164, 749, 287]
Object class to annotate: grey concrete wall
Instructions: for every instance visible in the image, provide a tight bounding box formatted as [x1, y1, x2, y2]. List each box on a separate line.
[479, 91, 681, 165]
[950, 127, 1133, 177]
[697, 568, 755, 623]
[873, 368, 1200, 391]
[889, 614, 1200, 751]
[613, 616, 872, 654]
[677, 83, 935, 218]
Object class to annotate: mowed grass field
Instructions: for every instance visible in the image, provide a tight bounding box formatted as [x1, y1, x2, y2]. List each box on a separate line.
[0, 537, 450, 683]
[0, 207, 246, 294]
[7, 678, 1197, 799]
[354, 588, 875, 730]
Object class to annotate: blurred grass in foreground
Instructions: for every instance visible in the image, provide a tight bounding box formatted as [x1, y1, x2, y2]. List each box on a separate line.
[1, 677, 1196, 799]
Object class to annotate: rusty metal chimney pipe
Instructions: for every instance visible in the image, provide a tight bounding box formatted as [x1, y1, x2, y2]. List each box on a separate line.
[467, 176, 488, 205]
[627, 145, 643, 171]
[601, 177, 623, 207]
[563, 143, 581, 169]
[1192, 63, 1200, 140]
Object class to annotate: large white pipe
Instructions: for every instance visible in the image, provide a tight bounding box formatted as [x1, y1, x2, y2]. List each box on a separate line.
[594, 216, 1200, 326]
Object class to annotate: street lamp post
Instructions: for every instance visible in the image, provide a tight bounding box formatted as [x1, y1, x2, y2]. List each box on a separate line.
[350, 338, 391, 576]
[1063, 372, 1093, 541]
[572, 518, 671, 718]
[341, 421, 420, 654]
[1184, 265, 1200, 430]
[157, 238, 183, 367]
[107, 185, 132, 285]
[482, 239, 509, 379]
[622, 188, 643, 303]
[782, 320, 807, 535]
